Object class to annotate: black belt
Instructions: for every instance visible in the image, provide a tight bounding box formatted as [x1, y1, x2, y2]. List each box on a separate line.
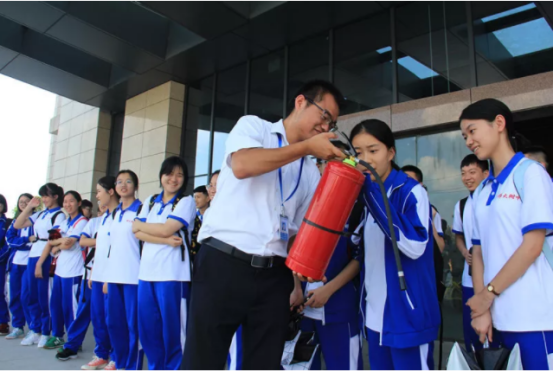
[202, 237, 286, 269]
[38, 238, 48, 241]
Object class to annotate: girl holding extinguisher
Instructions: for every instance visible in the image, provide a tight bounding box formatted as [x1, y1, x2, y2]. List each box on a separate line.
[460, 99, 552, 370]
[35, 190, 88, 350]
[351, 119, 440, 370]
[13, 183, 66, 348]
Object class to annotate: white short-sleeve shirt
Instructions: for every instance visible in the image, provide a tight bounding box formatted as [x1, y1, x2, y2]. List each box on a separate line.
[136, 193, 196, 282]
[197, 115, 321, 258]
[90, 210, 114, 283]
[104, 199, 142, 285]
[453, 195, 475, 288]
[472, 153, 553, 332]
[55, 214, 88, 278]
[29, 207, 66, 258]
[81, 216, 101, 278]
[433, 211, 444, 237]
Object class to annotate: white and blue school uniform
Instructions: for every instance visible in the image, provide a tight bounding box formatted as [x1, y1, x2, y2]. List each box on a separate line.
[64, 216, 101, 353]
[27, 207, 66, 335]
[50, 214, 88, 339]
[89, 209, 115, 361]
[0, 214, 9, 325]
[135, 192, 196, 370]
[452, 194, 484, 353]
[5, 222, 34, 330]
[104, 199, 143, 370]
[471, 152, 553, 370]
[299, 232, 363, 370]
[361, 168, 440, 370]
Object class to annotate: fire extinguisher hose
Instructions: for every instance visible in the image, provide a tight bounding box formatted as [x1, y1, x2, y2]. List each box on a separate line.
[352, 157, 407, 292]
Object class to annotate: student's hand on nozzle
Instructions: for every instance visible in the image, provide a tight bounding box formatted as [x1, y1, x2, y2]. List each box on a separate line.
[305, 133, 347, 161]
[293, 271, 327, 284]
[304, 287, 331, 309]
[290, 286, 305, 313]
[166, 236, 183, 248]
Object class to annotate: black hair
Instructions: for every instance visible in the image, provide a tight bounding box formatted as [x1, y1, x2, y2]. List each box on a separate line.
[401, 165, 424, 183]
[0, 194, 7, 215]
[193, 185, 209, 196]
[116, 169, 140, 189]
[97, 176, 120, 198]
[349, 119, 400, 170]
[522, 145, 549, 165]
[38, 182, 64, 207]
[460, 154, 489, 172]
[15, 193, 34, 217]
[64, 190, 83, 215]
[81, 199, 93, 209]
[287, 80, 344, 115]
[459, 98, 531, 151]
[159, 156, 189, 196]
[211, 170, 220, 177]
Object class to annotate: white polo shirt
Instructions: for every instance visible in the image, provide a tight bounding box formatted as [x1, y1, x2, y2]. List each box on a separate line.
[81, 216, 102, 278]
[55, 214, 88, 278]
[104, 199, 142, 285]
[28, 207, 66, 258]
[136, 193, 196, 282]
[90, 210, 114, 283]
[11, 225, 33, 265]
[453, 195, 474, 288]
[472, 152, 553, 332]
[433, 211, 444, 237]
[197, 115, 321, 258]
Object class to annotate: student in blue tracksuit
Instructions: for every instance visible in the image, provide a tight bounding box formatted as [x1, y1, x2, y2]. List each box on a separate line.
[350, 119, 440, 370]
[298, 231, 363, 370]
[14, 183, 66, 348]
[56, 205, 106, 361]
[460, 99, 553, 370]
[132, 156, 196, 370]
[5, 193, 35, 340]
[81, 176, 120, 370]
[104, 170, 145, 370]
[0, 194, 10, 336]
[35, 191, 88, 350]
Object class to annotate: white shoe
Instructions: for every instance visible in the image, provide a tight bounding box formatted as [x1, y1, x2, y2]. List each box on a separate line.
[20, 331, 40, 346]
[37, 334, 50, 348]
[6, 328, 25, 340]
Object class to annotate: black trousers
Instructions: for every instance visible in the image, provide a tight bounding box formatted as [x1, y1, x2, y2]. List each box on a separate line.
[182, 245, 294, 370]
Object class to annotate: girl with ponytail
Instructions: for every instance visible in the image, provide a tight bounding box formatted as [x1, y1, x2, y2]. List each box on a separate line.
[460, 99, 553, 370]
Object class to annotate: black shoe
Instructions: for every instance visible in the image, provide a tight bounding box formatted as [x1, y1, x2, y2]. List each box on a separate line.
[56, 348, 77, 361]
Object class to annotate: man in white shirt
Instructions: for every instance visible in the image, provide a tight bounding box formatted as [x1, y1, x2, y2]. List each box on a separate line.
[183, 80, 346, 370]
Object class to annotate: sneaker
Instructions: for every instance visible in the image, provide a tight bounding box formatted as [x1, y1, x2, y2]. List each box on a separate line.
[81, 356, 109, 370]
[61, 345, 83, 353]
[0, 323, 9, 336]
[37, 334, 50, 348]
[103, 361, 116, 370]
[56, 347, 78, 361]
[6, 328, 24, 339]
[21, 331, 40, 346]
[44, 336, 65, 349]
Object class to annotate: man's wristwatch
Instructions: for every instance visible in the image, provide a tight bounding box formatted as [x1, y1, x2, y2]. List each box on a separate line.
[486, 283, 500, 296]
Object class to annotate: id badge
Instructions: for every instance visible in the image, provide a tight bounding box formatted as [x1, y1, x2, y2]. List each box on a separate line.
[280, 214, 289, 241]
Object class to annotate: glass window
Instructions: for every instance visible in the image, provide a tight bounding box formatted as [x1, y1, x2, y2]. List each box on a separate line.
[396, 2, 471, 102]
[288, 33, 330, 110]
[184, 76, 213, 178]
[334, 12, 393, 115]
[472, 2, 553, 85]
[248, 50, 285, 122]
[194, 175, 209, 188]
[212, 64, 246, 172]
[249, 50, 285, 122]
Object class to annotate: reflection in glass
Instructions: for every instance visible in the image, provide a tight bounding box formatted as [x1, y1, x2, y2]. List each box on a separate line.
[213, 64, 246, 171]
[249, 50, 285, 122]
[334, 13, 393, 115]
[396, 2, 470, 102]
[288, 34, 329, 111]
[472, 2, 553, 85]
[185, 76, 213, 178]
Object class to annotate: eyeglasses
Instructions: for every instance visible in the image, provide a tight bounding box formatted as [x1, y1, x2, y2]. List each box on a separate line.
[305, 97, 337, 131]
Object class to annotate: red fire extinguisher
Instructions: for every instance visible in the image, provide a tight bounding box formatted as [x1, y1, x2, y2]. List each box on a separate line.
[286, 159, 365, 280]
